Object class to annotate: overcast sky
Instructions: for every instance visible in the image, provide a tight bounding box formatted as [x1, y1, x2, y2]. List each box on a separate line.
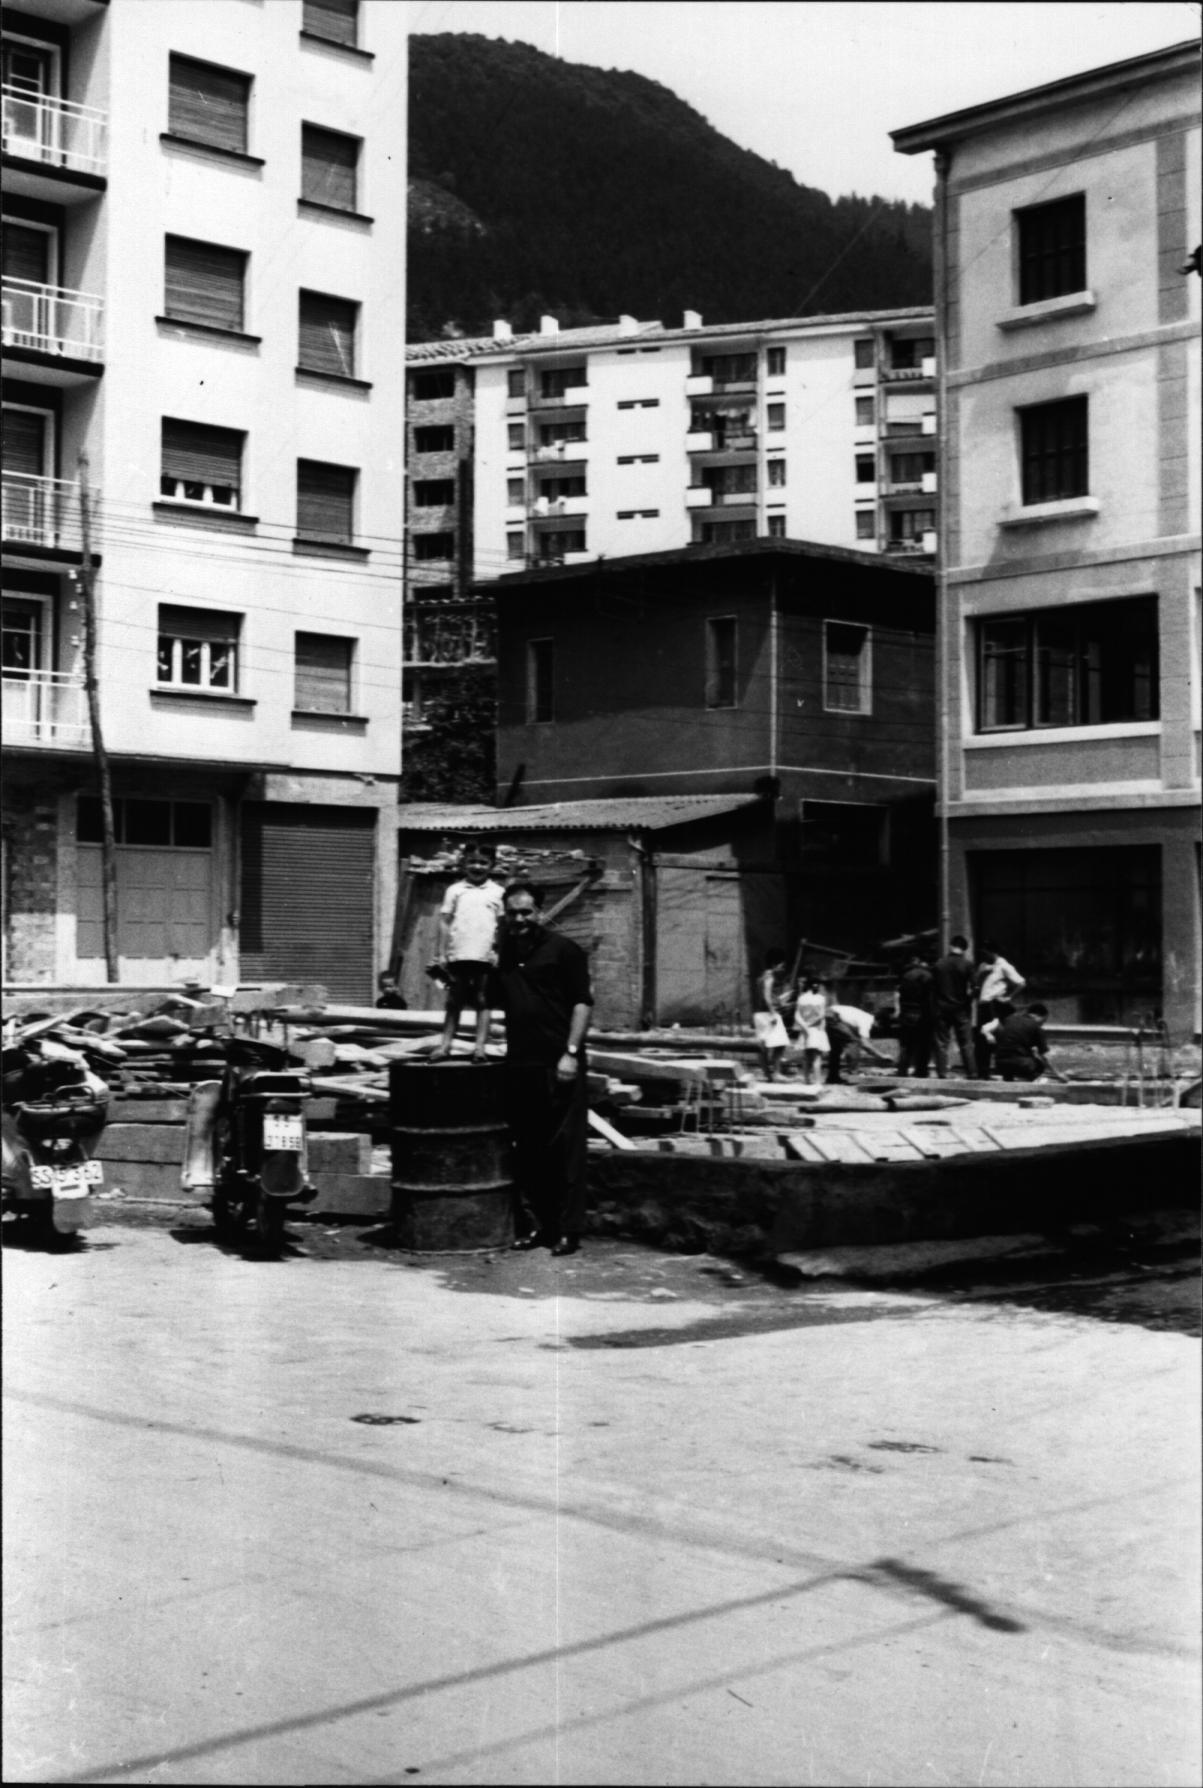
[407, 0, 1200, 206]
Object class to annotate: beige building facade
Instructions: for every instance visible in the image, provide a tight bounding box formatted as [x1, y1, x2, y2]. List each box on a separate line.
[894, 39, 1201, 1034]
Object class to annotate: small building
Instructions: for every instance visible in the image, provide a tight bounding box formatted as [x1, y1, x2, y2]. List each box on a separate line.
[894, 38, 1201, 1034]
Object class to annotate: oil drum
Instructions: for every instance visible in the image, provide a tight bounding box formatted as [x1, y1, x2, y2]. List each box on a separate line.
[389, 1060, 514, 1250]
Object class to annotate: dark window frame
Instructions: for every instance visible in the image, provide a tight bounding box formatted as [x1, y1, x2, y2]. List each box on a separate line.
[1017, 193, 1086, 305]
[705, 615, 738, 710]
[977, 597, 1160, 733]
[294, 629, 354, 713]
[1020, 395, 1088, 504]
[527, 637, 554, 723]
[823, 620, 872, 716]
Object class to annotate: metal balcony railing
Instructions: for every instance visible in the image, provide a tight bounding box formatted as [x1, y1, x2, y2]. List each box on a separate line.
[2, 277, 104, 362]
[2, 669, 90, 748]
[2, 473, 85, 551]
[2, 85, 108, 178]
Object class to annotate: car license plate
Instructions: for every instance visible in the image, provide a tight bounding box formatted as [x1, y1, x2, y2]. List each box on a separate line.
[263, 1115, 303, 1151]
[30, 1161, 103, 1194]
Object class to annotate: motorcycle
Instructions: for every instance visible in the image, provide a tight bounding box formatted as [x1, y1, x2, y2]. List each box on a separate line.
[183, 1036, 314, 1255]
[1, 1045, 110, 1242]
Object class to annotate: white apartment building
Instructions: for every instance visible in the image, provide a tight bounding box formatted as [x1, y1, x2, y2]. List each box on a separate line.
[894, 39, 1201, 1035]
[2, 0, 407, 1001]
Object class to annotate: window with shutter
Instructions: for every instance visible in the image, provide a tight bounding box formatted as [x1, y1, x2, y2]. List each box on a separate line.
[297, 459, 355, 543]
[294, 632, 353, 712]
[2, 221, 53, 285]
[157, 604, 241, 690]
[824, 622, 872, 714]
[298, 290, 357, 375]
[1, 407, 49, 475]
[160, 419, 243, 507]
[301, 124, 359, 212]
[164, 237, 246, 332]
[168, 55, 251, 155]
[303, 0, 358, 46]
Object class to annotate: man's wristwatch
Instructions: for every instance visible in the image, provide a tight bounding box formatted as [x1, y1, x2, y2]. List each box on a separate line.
[564, 1045, 580, 1057]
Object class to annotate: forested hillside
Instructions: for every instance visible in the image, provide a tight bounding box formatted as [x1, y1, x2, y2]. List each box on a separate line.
[408, 34, 933, 341]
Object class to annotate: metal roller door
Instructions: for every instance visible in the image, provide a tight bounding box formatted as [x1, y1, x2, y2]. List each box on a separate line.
[240, 803, 376, 1003]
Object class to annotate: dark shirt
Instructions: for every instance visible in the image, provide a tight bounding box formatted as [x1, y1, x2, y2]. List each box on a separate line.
[375, 992, 407, 1009]
[932, 951, 975, 1010]
[898, 963, 935, 1023]
[992, 1011, 1047, 1065]
[491, 927, 593, 1065]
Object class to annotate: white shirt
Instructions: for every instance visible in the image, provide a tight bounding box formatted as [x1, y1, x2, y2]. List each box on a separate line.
[978, 956, 1025, 1003]
[440, 878, 505, 964]
[827, 1004, 875, 1041]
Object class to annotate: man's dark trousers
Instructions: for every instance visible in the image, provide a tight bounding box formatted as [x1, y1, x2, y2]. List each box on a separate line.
[503, 1063, 588, 1240]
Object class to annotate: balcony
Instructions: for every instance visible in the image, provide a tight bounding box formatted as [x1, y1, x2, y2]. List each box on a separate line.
[530, 494, 588, 518]
[922, 469, 938, 495]
[531, 440, 587, 463]
[528, 384, 589, 411]
[2, 669, 90, 749]
[685, 374, 713, 397]
[2, 87, 107, 199]
[687, 486, 757, 510]
[2, 473, 85, 554]
[881, 357, 936, 385]
[2, 278, 104, 379]
[685, 430, 714, 453]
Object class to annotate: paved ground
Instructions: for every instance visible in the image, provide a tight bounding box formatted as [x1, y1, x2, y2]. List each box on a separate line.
[4, 1211, 1200, 1786]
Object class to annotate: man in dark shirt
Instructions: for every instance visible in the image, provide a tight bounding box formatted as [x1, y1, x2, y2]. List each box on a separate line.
[896, 953, 936, 1078]
[981, 1003, 1065, 1082]
[490, 881, 593, 1257]
[932, 933, 976, 1078]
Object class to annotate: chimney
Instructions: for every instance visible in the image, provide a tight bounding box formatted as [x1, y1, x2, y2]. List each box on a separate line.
[539, 315, 559, 336]
[493, 319, 513, 341]
[682, 309, 703, 330]
[618, 314, 639, 335]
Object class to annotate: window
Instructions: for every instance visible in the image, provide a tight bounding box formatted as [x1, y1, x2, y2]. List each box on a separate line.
[413, 533, 454, 560]
[302, 0, 359, 47]
[705, 617, 737, 708]
[701, 464, 757, 500]
[1020, 396, 1088, 504]
[413, 479, 455, 507]
[507, 368, 526, 398]
[977, 598, 1158, 732]
[168, 55, 250, 154]
[824, 621, 871, 714]
[698, 519, 756, 544]
[507, 477, 525, 505]
[617, 398, 659, 410]
[767, 403, 785, 431]
[527, 639, 553, 722]
[295, 632, 353, 713]
[854, 338, 874, 370]
[855, 454, 875, 484]
[160, 418, 243, 508]
[890, 508, 935, 543]
[766, 346, 786, 377]
[855, 396, 874, 426]
[508, 423, 525, 450]
[539, 367, 586, 398]
[855, 511, 876, 541]
[538, 420, 585, 445]
[890, 337, 935, 370]
[164, 237, 246, 332]
[301, 123, 360, 212]
[534, 529, 585, 561]
[1017, 194, 1086, 305]
[768, 459, 786, 488]
[507, 531, 525, 561]
[541, 475, 586, 500]
[414, 425, 454, 453]
[412, 370, 454, 400]
[78, 796, 212, 848]
[298, 290, 358, 376]
[617, 509, 660, 519]
[767, 515, 786, 539]
[2, 595, 42, 675]
[617, 453, 659, 464]
[297, 459, 356, 543]
[888, 452, 935, 486]
[699, 353, 757, 387]
[157, 604, 239, 691]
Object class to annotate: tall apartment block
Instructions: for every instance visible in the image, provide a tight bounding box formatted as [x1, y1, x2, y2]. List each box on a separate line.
[404, 308, 937, 720]
[2, 0, 406, 1001]
[894, 39, 1201, 1034]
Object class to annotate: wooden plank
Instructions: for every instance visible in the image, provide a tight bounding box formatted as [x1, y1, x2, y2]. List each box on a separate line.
[587, 1109, 638, 1151]
[942, 1126, 1002, 1153]
[860, 1130, 924, 1163]
[109, 1100, 190, 1124]
[900, 1126, 975, 1159]
[781, 1132, 829, 1163]
[806, 1131, 875, 1164]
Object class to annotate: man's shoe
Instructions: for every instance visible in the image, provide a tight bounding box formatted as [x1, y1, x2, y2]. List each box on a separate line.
[550, 1236, 580, 1258]
[511, 1232, 546, 1251]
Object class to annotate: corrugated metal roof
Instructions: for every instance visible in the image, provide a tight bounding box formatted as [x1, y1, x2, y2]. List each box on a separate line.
[397, 794, 768, 833]
[488, 535, 933, 587]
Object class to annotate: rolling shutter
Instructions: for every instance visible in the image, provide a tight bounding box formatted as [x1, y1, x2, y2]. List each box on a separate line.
[294, 633, 352, 712]
[240, 803, 376, 1004]
[303, 0, 359, 46]
[168, 56, 250, 154]
[162, 419, 243, 489]
[301, 124, 359, 211]
[297, 459, 355, 542]
[298, 291, 357, 375]
[3, 222, 51, 284]
[2, 408, 47, 475]
[165, 237, 246, 331]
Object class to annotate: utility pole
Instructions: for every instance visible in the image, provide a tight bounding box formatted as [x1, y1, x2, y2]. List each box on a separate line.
[77, 453, 119, 982]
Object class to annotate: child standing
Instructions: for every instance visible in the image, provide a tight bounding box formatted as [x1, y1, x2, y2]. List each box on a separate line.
[429, 846, 506, 1062]
[753, 949, 794, 1082]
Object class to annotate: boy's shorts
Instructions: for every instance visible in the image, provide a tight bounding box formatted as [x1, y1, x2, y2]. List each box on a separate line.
[444, 960, 490, 1006]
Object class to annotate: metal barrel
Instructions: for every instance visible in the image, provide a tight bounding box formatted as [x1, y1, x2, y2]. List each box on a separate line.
[389, 1060, 514, 1250]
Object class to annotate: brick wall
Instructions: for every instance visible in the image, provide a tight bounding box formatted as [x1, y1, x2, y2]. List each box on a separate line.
[2, 788, 60, 981]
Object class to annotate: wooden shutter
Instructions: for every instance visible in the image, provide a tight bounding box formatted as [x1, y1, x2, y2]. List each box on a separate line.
[239, 803, 376, 1004]
[301, 124, 359, 210]
[303, 0, 358, 45]
[168, 56, 250, 154]
[161, 420, 243, 490]
[298, 291, 356, 374]
[159, 604, 239, 643]
[165, 237, 245, 331]
[297, 459, 355, 542]
[2, 408, 47, 475]
[294, 632, 352, 712]
[3, 222, 51, 284]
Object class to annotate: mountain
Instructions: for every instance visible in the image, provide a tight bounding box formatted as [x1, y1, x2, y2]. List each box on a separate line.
[407, 33, 933, 342]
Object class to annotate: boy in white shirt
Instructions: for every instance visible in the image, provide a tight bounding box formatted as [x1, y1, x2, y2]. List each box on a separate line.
[429, 845, 506, 1061]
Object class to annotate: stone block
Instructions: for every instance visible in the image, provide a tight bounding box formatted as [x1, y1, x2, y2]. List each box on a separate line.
[96, 1124, 186, 1165]
[307, 1173, 392, 1218]
[307, 1132, 372, 1174]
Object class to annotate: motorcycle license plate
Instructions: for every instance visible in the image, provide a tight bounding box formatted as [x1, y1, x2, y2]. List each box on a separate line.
[30, 1160, 103, 1195]
[263, 1115, 303, 1151]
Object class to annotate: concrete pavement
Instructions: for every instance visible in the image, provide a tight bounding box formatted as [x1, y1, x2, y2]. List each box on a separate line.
[3, 1222, 1200, 1786]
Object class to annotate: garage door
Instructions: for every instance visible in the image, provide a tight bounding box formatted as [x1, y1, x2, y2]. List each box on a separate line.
[240, 803, 376, 1004]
